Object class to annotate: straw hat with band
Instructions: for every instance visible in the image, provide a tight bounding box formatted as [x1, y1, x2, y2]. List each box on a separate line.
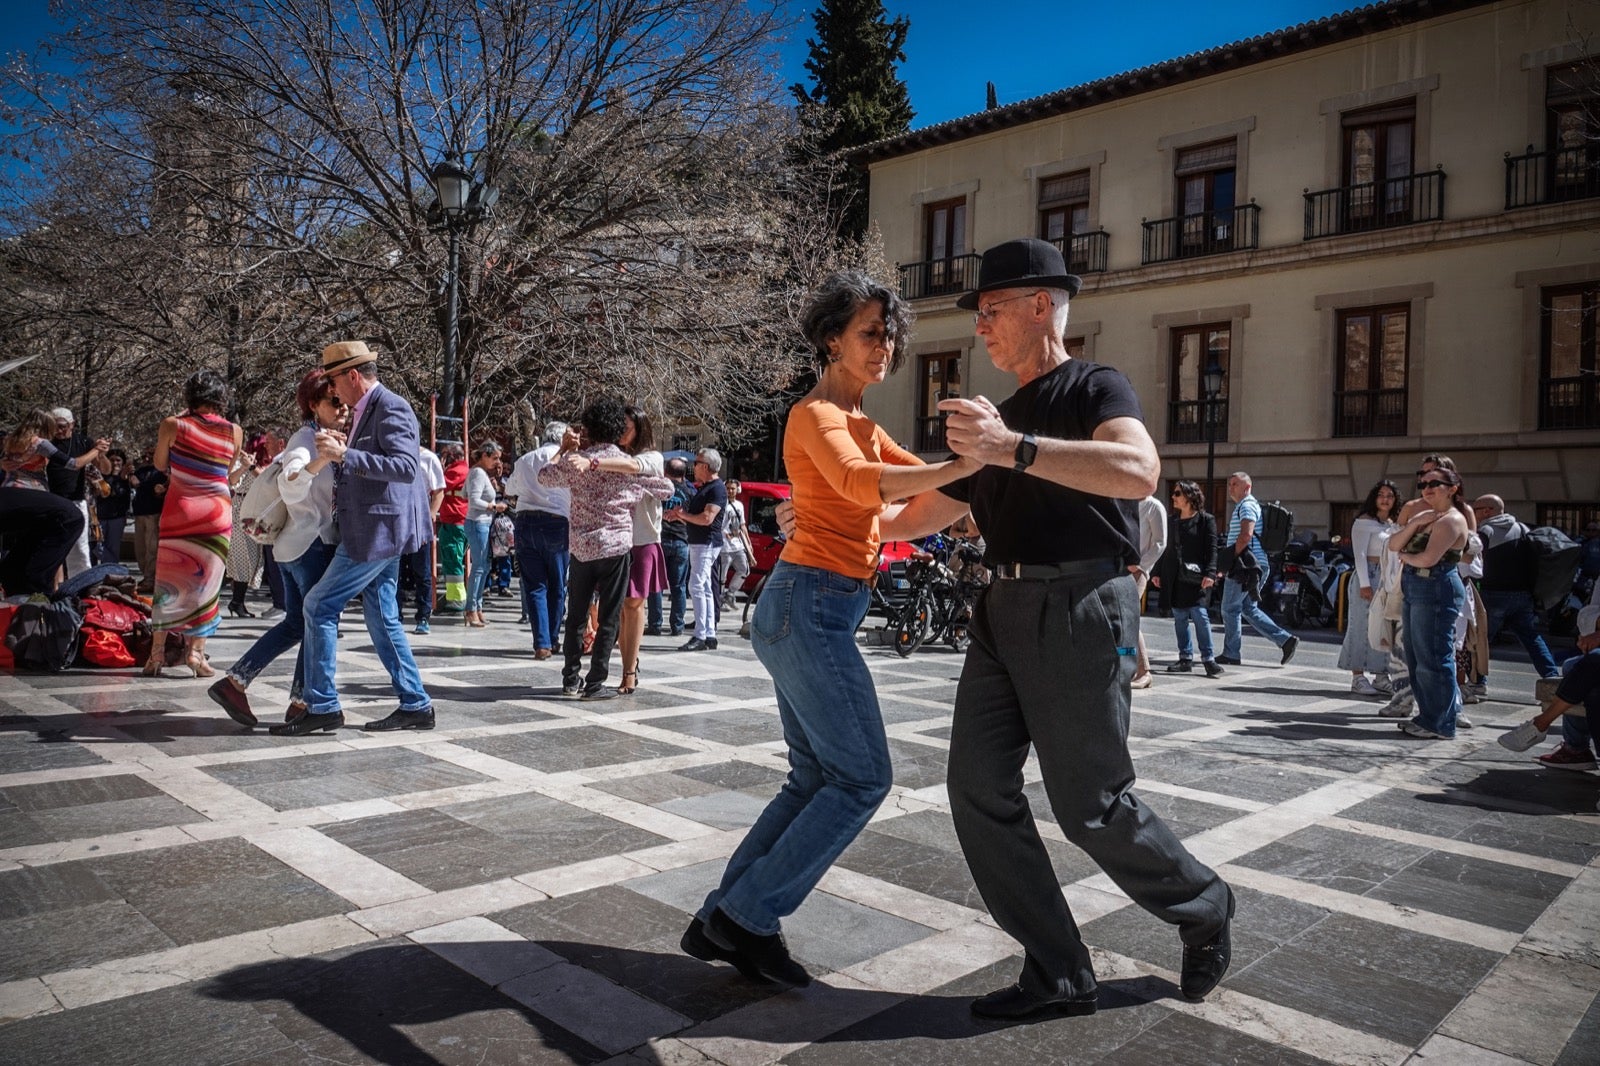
[321, 341, 377, 375]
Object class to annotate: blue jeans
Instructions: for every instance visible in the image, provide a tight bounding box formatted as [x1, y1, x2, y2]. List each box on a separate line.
[1482, 589, 1560, 678]
[301, 547, 430, 717]
[514, 511, 569, 651]
[688, 544, 720, 639]
[1221, 576, 1293, 659]
[465, 516, 493, 611]
[228, 538, 336, 703]
[491, 556, 512, 591]
[1401, 566, 1465, 737]
[650, 538, 689, 631]
[697, 561, 890, 935]
[1172, 605, 1215, 662]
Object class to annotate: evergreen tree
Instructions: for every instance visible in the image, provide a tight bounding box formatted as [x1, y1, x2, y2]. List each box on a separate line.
[792, 0, 914, 238]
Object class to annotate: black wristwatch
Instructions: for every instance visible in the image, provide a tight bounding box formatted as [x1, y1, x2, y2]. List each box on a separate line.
[1013, 433, 1037, 473]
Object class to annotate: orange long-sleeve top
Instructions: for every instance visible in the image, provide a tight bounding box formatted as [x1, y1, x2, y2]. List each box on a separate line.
[780, 397, 924, 580]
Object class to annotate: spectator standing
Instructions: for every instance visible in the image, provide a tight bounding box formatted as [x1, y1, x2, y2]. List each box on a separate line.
[717, 479, 755, 614]
[503, 421, 571, 659]
[437, 442, 469, 612]
[463, 440, 506, 627]
[1128, 493, 1167, 688]
[45, 407, 108, 578]
[668, 448, 727, 651]
[1217, 471, 1298, 667]
[647, 458, 692, 637]
[95, 449, 134, 566]
[0, 409, 103, 595]
[130, 450, 168, 592]
[1153, 480, 1223, 678]
[1341, 479, 1400, 696]
[489, 509, 515, 595]
[1474, 495, 1561, 685]
[1389, 467, 1470, 739]
[403, 444, 446, 634]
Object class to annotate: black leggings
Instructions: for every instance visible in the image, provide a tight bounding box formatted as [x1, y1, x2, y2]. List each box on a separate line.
[0, 487, 85, 595]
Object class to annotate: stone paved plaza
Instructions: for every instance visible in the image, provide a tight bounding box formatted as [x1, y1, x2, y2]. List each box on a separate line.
[1, 593, 1597, 1065]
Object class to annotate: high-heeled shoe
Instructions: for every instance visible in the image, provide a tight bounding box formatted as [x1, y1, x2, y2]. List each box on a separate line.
[228, 604, 255, 619]
[619, 660, 640, 695]
[186, 653, 215, 679]
[142, 660, 162, 677]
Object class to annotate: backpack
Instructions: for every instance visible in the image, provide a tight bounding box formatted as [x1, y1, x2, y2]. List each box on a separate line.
[237, 459, 289, 545]
[1258, 501, 1294, 556]
[1522, 524, 1582, 609]
[5, 595, 84, 672]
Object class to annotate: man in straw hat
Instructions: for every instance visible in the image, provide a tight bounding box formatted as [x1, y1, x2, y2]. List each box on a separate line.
[273, 340, 435, 736]
[869, 238, 1235, 1019]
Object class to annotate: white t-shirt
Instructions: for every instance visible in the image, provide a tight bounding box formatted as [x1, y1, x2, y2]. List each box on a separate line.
[503, 443, 571, 519]
[418, 447, 446, 493]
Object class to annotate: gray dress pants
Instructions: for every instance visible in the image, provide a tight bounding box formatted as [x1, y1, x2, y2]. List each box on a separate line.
[947, 569, 1231, 998]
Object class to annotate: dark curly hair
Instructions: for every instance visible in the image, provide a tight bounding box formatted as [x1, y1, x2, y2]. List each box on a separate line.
[1357, 479, 1400, 522]
[579, 397, 629, 446]
[799, 270, 912, 375]
[1171, 479, 1205, 513]
[183, 369, 229, 413]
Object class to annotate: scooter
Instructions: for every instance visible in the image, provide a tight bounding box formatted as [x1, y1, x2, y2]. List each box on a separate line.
[1275, 536, 1353, 629]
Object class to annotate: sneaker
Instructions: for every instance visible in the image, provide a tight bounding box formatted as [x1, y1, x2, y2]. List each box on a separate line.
[260, 607, 285, 620]
[413, 621, 430, 635]
[1214, 655, 1243, 666]
[1166, 660, 1194, 673]
[1372, 673, 1395, 695]
[560, 682, 581, 697]
[1498, 720, 1548, 752]
[1351, 676, 1381, 698]
[1379, 690, 1414, 718]
[1462, 690, 1482, 705]
[580, 683, 616, 702]
[1399, 720, 1450, 739]
[1536, 743, 1597, 771]
[1456, 714, 1474, 729]
[1203, 660, 1225, 678]
[1464, 681, 1487, 700]
[1280, 636, 1299, 665]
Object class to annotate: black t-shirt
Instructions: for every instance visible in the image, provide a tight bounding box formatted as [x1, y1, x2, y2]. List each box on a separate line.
[131, 465, 168, 516]
[1556, 650, 1600, 717]
[661, 481, 691, 543]
[46, 433, 92, 500]
[96, 475, 134, 521]
[685, 479, 728, 547]
[939, 359, 1144, 567]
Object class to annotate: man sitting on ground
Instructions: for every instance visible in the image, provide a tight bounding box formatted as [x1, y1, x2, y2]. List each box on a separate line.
[1500, 604, 1600, 770]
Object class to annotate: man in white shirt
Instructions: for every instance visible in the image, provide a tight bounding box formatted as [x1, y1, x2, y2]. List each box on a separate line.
[1129, 493, 1168, 688]
[403, 445, 447, 634]
[503, 421, 572, 659]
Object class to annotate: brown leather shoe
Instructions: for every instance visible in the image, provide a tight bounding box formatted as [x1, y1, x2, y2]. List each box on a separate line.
[207, 678, 256, 727]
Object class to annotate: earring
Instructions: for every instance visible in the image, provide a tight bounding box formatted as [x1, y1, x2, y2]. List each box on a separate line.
[828, 353, 840, 363]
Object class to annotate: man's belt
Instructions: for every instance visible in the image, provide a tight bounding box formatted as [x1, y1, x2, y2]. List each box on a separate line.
[992, 559, 1120, 581]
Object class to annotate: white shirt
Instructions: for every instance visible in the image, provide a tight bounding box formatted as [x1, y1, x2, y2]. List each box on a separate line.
[1350, 515, 1396, 589]
[630, 450, 665, 546]
[1136, 495, 1167, 574]
[418, 447, 445, 493]
[273, 423, 338, 563]
[503, 442, 570, 519]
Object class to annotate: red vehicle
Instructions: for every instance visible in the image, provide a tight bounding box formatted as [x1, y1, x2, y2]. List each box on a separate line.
[736, 481, 917, 593]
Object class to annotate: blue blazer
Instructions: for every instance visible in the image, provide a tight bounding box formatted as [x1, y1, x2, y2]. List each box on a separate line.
[338, 383, 431, 563]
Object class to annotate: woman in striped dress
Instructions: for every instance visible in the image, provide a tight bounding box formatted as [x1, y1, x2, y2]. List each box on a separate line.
[144, 370, 243, 677]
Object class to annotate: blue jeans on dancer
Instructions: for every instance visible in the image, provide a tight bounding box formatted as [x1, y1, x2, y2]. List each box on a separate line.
[1401, 566, 1465, 738]
[696, 561, 891, 935]
[227, 538, 336, 704]
[301, 548, 430, 718]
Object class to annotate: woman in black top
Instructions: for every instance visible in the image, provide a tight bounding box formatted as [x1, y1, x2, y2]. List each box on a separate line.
[1153, 480, 1224, 678]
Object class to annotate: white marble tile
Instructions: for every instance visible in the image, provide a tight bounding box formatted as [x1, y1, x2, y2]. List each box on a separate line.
[1520, 866, 1600, 967]
[496, 959, 690, 1054]
[0, 978, 61, 1024]
[837, 921, 1017, 992]
[516, 854, 658, 898]
[625, 830, 743, 872]
[813, 866, 980, 931]
[0, 824, 197, 867]
[1406, 1034, 1539, 1065]
[245, 826, 430, 908]
[1321, 816, 1588, 879]
[349, 876, 546, 937]
[144, 763, 281, 822]
[1439, 948, 1600, 1064]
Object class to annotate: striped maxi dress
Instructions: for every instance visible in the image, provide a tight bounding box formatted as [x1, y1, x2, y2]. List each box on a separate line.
[150, 412, 235, 636]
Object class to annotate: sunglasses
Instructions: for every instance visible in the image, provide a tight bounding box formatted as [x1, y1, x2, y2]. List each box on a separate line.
[324, 397, 347, 409]
[1417, 479, 1449, 489]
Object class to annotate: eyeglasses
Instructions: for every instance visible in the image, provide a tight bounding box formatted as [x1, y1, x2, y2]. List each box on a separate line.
[972, 291, 1042, 325]
[1417, 479, 1449, 490]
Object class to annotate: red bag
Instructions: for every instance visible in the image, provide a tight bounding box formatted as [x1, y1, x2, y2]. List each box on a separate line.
[0, 605, 15, 672]
[81, 598, 142, 634]
[79, 626, 137, 668]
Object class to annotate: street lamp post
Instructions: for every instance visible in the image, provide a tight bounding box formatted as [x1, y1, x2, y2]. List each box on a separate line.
[430, 151, 498, 425]
[1202, 354, 1225, 522]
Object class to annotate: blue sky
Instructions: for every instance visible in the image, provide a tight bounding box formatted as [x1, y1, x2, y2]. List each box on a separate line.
[1, 1, 1359, 130]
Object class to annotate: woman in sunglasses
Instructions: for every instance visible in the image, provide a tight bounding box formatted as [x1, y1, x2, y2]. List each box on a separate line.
[1388, 466, 1471, 739]
[207, 368, 348, 729]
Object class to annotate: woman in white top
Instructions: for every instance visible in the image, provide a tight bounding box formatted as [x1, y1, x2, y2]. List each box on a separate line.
[1339, 479, 1400, 696]
[590, 404, 667, 695]
[207, 368, 346, 728]
[464, 441, 506, 627]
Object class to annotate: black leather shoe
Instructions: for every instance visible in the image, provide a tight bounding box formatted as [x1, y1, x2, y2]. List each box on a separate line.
[644, 626, 663, 637]
[679, 637, 707, 652]
[1203, 660, 1225, 678]
[681, 916, 741, 967]
[207, 678, 256, 727]
[970, 983, 1098, 1020]
[704, 909, 811, 987]
[1166, 660, 1193, 673]
[363, 707, 436, 732]
[1280, 636, 1299, 665]
[1181, 888, 1236, 1001]
[704, 637, 718, 650]
[1214, 655, 1243, 666]
[269, 711, 344, 736]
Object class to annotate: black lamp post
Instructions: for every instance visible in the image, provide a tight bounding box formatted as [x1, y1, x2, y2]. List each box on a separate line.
[1202, 354, 1225, 521]
[430, 151, 498, 424]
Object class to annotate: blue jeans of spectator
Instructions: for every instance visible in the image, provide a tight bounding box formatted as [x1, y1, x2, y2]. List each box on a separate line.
[698, 562, 889, 935]
[465, 516, 492, 612]
[1481, 588, 1560, 678]
[97, 517, 127, 567]
[227, 538, 335, 703]
[1557, 654, 1594, 752]
[514, 510, 569, 651]
[1401, 566, 1465, 738]
[491, 556, 512, 591]
[403, 541, 434, 623]
[1221, 576, 1292, 659]
[301, 548, 430, 717]
[650, 538, 689, 631]
[1172, 604, 1215, 662]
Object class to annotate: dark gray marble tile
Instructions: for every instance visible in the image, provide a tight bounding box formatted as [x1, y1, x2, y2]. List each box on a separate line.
[108, 717, 292, 755]
[677, 759, 789, 791]
[0, 861, 120, 919]
[454, 726, 695, 773]
[644, 709, 786, 746]
[203, 745, 443, 786]
[837, 829, 987, 911]
[1288, 913, 1500, 995]
[585, 770, 720, 806]
[1, 772, 162, 810]
[0, 899, 176, 981]
[1555, 987, 1600, 1066]
[0, 808, 51, 848]
[0, 731, 109, 773]
[27, 794, 205, 840]
[875, 696, 954, 726]
[887, 738, 949, 790]
[1131, 751, 1331, 804]
[1100, 1010, 1337, 1066]
[1233, 825, 1429, 895]
[1365, 851, 1570, 933]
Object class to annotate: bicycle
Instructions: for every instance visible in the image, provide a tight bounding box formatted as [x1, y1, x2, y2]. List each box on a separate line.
[889, 538, 988, 656]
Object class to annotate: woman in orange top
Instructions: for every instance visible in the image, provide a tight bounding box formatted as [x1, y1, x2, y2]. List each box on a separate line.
[681, 270, 972, 987]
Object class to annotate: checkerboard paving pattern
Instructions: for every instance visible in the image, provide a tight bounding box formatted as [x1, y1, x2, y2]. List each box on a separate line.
[1, 596, 1597, 1065]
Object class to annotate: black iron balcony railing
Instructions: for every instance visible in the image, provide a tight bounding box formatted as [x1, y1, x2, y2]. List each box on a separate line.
[1046, 230, 1110, 274]
[915, 415, 947, 453]
[1506, 146, 1600, 209]
[1333, 388, 1407, 437]
[897, 253, 981, 301]
[1141, 203, 1259, 264]
[1540, 374, 1600, 430]
[1166, 398, 1230, 445]
[1304, 169, 1445, 239]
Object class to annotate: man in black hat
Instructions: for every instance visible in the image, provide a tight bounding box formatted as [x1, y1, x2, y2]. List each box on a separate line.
[881, 238, 1234, 1020]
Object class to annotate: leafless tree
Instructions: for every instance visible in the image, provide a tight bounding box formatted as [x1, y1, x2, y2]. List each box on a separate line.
[0, 0, 874, 448]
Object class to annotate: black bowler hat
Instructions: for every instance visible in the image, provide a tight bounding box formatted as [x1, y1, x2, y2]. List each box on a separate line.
[955, 238, 1083, 310]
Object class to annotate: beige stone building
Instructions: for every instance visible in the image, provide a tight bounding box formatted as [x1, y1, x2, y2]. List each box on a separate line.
[857, 0, 1600, 537]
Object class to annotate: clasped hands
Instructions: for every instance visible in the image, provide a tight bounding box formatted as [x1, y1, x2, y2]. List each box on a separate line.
[937, 396, 1015, 469]
[314, 428, 348, 462]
